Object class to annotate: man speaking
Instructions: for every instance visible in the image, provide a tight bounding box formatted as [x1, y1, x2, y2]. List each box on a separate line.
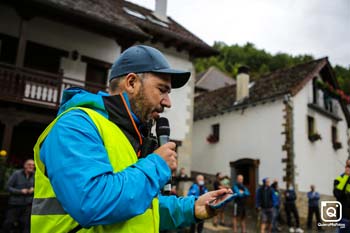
[31, 45, 230, 232]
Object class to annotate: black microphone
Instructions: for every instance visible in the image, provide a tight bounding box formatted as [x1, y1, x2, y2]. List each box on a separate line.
[156, 117, 172, 195]
[156, 117, 170, 146]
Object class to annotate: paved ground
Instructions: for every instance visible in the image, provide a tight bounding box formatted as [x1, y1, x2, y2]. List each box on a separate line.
[200, 205, 336, 233]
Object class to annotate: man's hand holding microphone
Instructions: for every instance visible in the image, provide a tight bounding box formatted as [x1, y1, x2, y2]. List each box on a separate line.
[154, 141, 177, 171]
[154, 118, 233, 220]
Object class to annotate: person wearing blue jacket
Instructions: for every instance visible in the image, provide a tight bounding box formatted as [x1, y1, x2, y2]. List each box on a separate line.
[188, 175, 208, 233]
[271, 179, 281, 232]
[256, 178, 274, 233]
[284, 185, 304, 233]
[232, 174, 250, 233]
[32, 45, 231, 232]
[307, 185, 323, 231]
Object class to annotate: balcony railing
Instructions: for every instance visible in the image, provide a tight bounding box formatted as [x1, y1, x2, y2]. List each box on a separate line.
[0, 62, 107, 109]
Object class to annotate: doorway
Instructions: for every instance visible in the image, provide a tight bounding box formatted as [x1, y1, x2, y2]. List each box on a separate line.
[9, 121, 47, 167]
[230, 158, 259, 207]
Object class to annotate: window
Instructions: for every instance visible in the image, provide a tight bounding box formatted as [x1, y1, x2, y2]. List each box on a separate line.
[207, 123, 220, 143]
[308, 116, 315, 135]
[308, 116, 321, 142]
[24, 41, 68, 74]
[332, 126, 342, 150]
[81, 56, 111, 92]
[0, 33, 18, 65]
[323, 92, 333, 113]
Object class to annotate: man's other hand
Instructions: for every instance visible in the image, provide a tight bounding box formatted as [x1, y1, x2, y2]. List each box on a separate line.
[154, 142, 177, 171]
[195, 189, 233, 220]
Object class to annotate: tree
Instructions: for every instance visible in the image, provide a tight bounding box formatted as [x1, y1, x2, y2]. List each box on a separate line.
[195, 41, 350, 94]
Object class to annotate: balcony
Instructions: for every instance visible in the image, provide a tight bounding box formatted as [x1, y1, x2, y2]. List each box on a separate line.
[0, 62, 107, 109]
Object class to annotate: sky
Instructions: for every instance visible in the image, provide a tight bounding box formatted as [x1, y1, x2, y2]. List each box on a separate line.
[128, 0, 350, 67]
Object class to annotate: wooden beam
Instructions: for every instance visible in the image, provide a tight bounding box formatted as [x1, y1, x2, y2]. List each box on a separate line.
[15, 18, 28, 67]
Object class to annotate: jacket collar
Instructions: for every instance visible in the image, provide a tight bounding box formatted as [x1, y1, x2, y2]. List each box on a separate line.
[102, 93, 145, 156]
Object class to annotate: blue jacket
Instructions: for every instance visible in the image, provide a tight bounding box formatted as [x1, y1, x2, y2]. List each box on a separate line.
[188, 184, 208, 198]
[232, 183, 250, 206]
[256, 185, 274, 209]
[271, 187, 281, 207]
[307, 191, 320, 207]
[232, 183, 250, 198]
[40, 88, 196, 229]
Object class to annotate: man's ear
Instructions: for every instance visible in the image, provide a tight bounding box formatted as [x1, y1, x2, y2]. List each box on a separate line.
[124, 73, 138, 94]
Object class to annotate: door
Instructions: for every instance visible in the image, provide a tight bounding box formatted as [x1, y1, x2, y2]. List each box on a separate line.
[230, 158, 259, 207]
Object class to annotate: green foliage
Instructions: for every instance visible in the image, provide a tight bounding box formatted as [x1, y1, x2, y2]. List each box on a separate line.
[334, 65, 350, 95]
[195, 42, 350, 94]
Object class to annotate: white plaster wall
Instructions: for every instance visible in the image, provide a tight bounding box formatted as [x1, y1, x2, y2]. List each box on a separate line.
[192, 101, 286, 185]
[293, 81, 348, 195]
[26, 18, 120, 65]
[60, 58, 86, 81]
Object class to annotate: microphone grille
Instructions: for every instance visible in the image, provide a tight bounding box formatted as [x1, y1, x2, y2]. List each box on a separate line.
[156, 117, 170, 136]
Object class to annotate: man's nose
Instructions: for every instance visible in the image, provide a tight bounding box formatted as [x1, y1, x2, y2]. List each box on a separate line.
[161, 94, 171, 108]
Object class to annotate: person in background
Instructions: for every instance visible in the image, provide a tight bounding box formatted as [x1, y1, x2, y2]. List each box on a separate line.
[1, 159, 35, 233]
[213, 172, 225, 227]
[232, 174, 250, 233]
[307, 185, 323, 232]
[256, 178, 274, 233]
[333, 165, 350, 233]
[188, 175, 208, 233]
[284, 184, 304, 233]
[271, 179, 281, 232]
[177, 167, 189, 181]
[221, 175, 230, 189]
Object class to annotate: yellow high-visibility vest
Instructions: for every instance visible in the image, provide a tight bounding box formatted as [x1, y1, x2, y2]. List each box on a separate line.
[31, 107, 159, 233]
[335, 174, 350, 193]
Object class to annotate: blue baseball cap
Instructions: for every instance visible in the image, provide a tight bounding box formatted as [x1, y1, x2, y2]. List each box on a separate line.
[109, 45, 191, 88]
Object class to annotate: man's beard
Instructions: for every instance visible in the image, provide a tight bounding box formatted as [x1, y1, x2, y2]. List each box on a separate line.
[129, 85, 162, 123]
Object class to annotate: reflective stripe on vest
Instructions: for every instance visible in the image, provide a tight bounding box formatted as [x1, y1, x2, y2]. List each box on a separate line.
[32, 197, 66, 215]
[31, 107, 159, 233]
[335, 175, 350, 193]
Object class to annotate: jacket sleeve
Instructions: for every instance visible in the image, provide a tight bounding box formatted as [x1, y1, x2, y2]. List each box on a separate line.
[232, 184, 241, 197]
[40, 110, 171, 227]
[158, 195, 196, 230]
[315, 192, 320, 200]
[188, 184, 196, 197]
[7, 172, 22, 194]
[307, 192, 311, 200]
[272, 190, 278, 207]
[244, 187, 250, 197]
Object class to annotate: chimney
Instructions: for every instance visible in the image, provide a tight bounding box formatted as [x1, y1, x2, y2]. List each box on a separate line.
[236, 66, 250, 102]
[154, 0, 168, 22]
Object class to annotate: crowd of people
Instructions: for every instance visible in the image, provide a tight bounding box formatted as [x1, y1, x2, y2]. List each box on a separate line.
[179, 171, 326, 233]
[1, 159, 350, 233]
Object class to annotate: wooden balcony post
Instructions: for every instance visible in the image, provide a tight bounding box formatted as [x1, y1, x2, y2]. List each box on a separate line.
[15, 18, 28, 68]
